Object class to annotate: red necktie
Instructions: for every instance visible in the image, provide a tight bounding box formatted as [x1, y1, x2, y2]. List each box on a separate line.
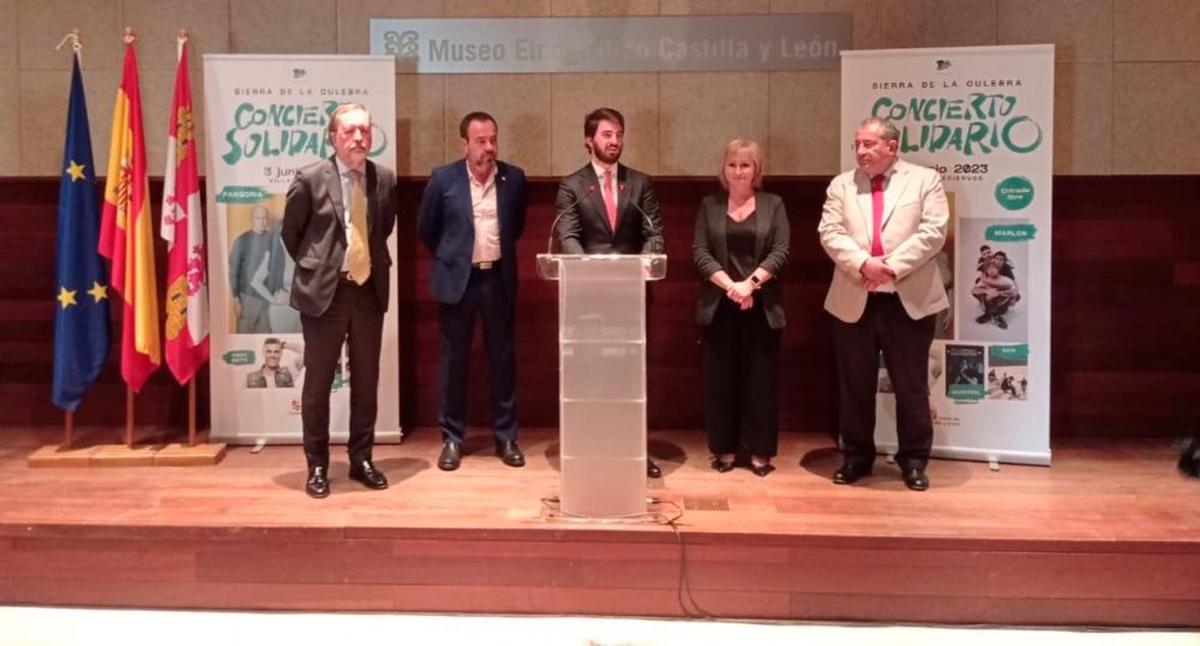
[602, 168, 618, 232]
[870, 174, 885, 257]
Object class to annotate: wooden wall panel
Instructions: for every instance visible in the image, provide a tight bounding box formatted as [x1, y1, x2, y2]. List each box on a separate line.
[2, 176, 1198, 437]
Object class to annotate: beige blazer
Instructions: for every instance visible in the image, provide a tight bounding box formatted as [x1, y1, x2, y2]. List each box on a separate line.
[817, 158, 949, 323]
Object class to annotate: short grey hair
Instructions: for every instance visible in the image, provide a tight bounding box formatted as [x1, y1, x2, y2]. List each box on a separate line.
[327, 102, 371, 138]
[859, 117, 900, 142]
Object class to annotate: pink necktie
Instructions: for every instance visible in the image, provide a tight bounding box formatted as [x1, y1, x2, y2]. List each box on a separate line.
[602, 168, 618, 232]
[870, 175, 885, 257]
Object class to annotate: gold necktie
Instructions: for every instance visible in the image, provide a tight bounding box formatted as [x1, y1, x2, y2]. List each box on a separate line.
[346, 170, 371, 285]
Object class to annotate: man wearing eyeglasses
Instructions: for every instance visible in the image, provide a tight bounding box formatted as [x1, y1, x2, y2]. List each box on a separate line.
[818, 117, 949, 491]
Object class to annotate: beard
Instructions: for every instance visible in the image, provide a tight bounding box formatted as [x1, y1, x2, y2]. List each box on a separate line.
[588, 141, 622, 166]
[470, 154, 495, 172]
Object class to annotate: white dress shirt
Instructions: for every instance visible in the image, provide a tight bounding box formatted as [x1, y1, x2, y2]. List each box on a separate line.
[468, 160, 501, 264]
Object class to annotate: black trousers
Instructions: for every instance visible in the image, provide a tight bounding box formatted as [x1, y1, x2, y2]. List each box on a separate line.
[437, 266, 517, 445]
[703, 300, 781, 458]
[832, 292, 936, 471]
[300, 277, 384, 469]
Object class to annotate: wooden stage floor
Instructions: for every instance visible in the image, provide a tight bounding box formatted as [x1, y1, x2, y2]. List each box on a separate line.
[1, 427, 1198, 627]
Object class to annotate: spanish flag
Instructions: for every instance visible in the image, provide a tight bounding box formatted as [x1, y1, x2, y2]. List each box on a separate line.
[99, 38, 159, 392]
[161, 37, 208, 385]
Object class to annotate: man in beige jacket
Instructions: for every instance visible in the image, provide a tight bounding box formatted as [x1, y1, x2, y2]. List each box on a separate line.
[818, 117, 948, 491]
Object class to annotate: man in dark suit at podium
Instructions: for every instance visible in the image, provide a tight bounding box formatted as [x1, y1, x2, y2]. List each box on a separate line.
[418, 112, 528, 472]
[555, 107, 663, 255]
[282, 103, 397, 498]
[554, 107, 665, 478]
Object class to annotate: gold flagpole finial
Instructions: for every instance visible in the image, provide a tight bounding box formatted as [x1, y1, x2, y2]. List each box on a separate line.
[123, 26, 136, 45]
[54, 29, 83, 66]
[54, 29, 82, 53]
[176, 29, 189, 59]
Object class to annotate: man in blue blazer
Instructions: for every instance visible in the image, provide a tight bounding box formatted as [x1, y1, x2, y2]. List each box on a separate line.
[418, 112, 527, 471]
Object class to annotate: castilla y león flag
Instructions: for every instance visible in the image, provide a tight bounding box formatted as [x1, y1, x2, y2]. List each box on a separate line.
[99, 40, 160, 392]
[161, 39, 209, 385]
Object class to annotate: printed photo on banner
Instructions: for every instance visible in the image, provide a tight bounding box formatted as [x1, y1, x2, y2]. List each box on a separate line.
[244, 336, 304, 389]
[235, 337, 350, 391]
[957, 217, 1030, 343]
[226, 195, 301, 335]
[945, 344, 985, 401]
[219, 335, 301, 418]
[220, 335, 351, 411]
[987, 344, 1029, 401]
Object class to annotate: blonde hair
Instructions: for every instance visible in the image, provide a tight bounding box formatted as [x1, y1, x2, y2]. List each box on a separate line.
[718, 138, 764, 190]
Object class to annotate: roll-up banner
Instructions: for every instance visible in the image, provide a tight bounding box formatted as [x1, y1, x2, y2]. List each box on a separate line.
[841, 45, 1053, 465]
[202, 55, 399, 445]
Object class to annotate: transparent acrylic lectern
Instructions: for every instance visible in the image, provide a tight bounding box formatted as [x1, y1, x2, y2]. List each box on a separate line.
[537, 254, 667, 518]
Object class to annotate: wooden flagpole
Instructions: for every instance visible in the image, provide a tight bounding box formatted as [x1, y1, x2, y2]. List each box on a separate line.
[188, 380, 197, 446]
[125, 386, 134, 447]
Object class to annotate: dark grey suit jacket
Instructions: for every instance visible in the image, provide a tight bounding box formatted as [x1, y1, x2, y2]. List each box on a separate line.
[554, 163, 663, 254]
[692, 191, 790, 330]
[281, 156, 398, 317]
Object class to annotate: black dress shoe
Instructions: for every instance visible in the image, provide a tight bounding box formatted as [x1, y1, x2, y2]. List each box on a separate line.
[348, 459, 388, 490]
[903, 468, 930, 491]
[495, 439, 525, 468]
[711, 458, 735, 473]
[438, 441, 462, 471]
[750, 462, 776, 477]
[306, 466, 330, 499]
[647, 459, 662, 478]
[832, 462, 872, 485]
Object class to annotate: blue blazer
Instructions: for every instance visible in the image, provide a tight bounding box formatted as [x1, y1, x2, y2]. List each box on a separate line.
[417, 160, 527, 305]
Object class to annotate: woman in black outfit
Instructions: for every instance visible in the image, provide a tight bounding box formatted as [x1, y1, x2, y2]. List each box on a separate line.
[692, 139, 790, 476]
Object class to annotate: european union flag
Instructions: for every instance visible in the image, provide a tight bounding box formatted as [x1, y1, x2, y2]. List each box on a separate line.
[52, 56, 110, 411]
